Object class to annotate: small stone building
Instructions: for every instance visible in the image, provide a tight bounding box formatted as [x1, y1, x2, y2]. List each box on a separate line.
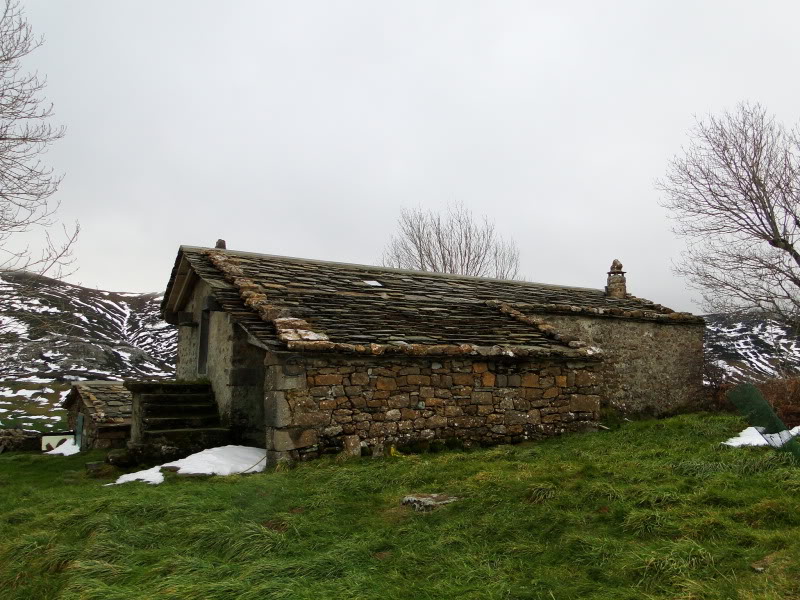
[159, 245, 705, 464]
[64, 381, 132, 450]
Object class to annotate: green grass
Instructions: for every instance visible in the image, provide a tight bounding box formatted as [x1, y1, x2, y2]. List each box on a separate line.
[3, 413, 800, 599]
[0, 381, 70, 431]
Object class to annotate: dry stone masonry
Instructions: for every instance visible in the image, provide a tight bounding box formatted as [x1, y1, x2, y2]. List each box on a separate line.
[158, 246, 706, 465]
[264, 354, 601, 462]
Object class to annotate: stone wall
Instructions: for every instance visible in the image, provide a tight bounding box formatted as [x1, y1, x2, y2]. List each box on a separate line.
[66, 402, 128, 450]
[264, 353, 602, 463]
[542, 314, 705, 415]
[0, 429, 41, 452]
[177, 280, 266, 445]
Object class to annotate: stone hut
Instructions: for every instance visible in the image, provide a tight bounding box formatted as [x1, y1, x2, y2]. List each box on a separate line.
[158, 245, 705, 464]
[64, 381, 132, 450]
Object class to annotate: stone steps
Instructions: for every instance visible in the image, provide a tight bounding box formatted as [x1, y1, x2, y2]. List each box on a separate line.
[141, 393, 215, 405]
[143, 402, 218, 418]
[143, 415, 221, 429]
[127, 381, 230, 462]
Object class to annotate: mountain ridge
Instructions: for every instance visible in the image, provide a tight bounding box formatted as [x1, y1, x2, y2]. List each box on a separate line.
[0, 270, 176, 382]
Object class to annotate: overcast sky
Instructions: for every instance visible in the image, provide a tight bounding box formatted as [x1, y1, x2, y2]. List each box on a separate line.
[18, 1, 800, 312]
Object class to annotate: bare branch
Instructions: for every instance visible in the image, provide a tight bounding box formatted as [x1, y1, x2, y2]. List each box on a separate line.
[658, 102, 800, 322]
[0, 0, 77, 360]
[382, 203, 521, 280]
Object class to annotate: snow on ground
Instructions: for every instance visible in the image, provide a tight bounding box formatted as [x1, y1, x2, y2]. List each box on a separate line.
[46, 439, 80, 456]
[723, 426, 800, 447]
[109, 445, 267, 486]
[0, 388, 41, 398]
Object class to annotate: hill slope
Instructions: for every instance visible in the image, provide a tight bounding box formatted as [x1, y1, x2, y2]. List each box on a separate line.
[3, 414, 800, 600]
[0, 271, 176, 382]
[704, 313, 800, 382]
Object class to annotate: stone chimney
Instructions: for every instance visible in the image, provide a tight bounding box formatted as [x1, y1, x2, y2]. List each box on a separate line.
[215, 239, 226, 249]
[605, 259, 627, 298]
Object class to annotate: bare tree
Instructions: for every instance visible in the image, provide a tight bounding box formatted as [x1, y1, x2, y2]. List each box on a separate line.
[659, 102, 800, 322]
[0, 0, 77, 360]
[0, 0, 77, 279]
[382, 204, 521, 279]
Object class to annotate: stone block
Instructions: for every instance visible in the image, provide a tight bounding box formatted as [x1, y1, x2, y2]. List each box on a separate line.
[471, 391, 493, 405]
[570, 395, 601, 413]
[266, 450, 293, 467]
[543, 387, 560, 399]
[472, 362, 488, 373]
[426, 415, 447, 428]
[513, 398, 531, 411]
[420, 386, 434, 398]
[399, 367, 421, 376]
[527, 409, 541, 424]
[269, 428, 318, 451]
[575, 371, 596, 386]
[295, 411, 330, 427]
[522, 374, 539, 387]
[350, 372, 370, 385]
[505, 410, 527, 425]
[265, 391, 292, 427]
[499, 397, 514, 410]
[452, 373, 473, 386]
[319, 399, 337, 410]
[266, 365, 307, 390]
[388, 394, 411, 408]
[386, 409, 401, 421]
[482, 372, 496, 387]
[342, 434, 361, 457]
[555, 376, 568, 387]
[376, 377, 397, 391]
[323, 425, 343, 437]
[407, 374, 431, 385]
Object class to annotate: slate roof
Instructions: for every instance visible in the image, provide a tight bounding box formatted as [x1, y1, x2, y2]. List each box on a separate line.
[162, 246, 701, 359]
[64, 381, 132, 426]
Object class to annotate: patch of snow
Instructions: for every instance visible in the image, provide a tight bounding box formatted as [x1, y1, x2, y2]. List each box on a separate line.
[15, 376, 56, 383]
[46, 439, 80, 456]
[112, 465, 165, 486]
[108, 445, 267, 486]
[723, 426, 800, 447]
[0, 388, 39, 398]
[0, 316, 29, 338]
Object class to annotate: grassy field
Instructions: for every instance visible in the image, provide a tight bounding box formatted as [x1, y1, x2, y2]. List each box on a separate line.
[2, 413, 800, 599]
[0, 381, 71, 431]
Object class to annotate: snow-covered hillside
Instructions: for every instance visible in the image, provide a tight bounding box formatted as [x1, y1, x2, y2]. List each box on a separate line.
[704, 314, 800, 382]
[0, 271, 176, 382]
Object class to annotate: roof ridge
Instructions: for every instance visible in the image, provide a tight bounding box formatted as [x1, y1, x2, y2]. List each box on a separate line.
[180, 245, 604, 293]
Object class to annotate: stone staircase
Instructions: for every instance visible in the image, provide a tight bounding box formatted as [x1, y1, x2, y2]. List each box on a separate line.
[126, 381, 229, 462]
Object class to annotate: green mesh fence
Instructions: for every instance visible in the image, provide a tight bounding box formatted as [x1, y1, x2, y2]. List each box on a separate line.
[727, 383, 800, 460]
